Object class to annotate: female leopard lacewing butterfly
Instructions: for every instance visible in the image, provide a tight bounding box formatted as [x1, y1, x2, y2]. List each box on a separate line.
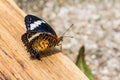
[21, 14, 73, 60]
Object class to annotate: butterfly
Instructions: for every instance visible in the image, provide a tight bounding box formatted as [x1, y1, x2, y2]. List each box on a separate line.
[21, 15, 73, 60]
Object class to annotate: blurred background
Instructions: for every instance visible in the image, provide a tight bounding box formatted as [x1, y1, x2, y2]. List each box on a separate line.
[14, 0, 120, 80]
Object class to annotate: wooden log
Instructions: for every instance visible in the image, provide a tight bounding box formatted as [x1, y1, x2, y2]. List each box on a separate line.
[0, 0, 89, 80]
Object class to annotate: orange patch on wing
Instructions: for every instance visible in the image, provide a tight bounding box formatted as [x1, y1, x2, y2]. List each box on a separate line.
[32, 39, 49, 51]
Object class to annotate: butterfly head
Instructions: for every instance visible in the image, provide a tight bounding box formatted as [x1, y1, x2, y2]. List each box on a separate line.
[57, 36, 63, 45]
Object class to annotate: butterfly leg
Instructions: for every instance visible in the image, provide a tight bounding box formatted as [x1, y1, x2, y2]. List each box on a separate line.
[57, 41, 62, 51]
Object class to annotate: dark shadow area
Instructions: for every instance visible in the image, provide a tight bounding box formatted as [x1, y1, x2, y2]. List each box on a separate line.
[39, 48, 61, 59]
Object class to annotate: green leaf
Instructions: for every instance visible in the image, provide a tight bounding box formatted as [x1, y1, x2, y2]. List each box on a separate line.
[76, 45, 94, 80]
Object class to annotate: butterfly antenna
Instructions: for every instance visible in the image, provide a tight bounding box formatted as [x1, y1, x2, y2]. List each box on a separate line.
[63, 36, 74, 38]
[61, 24, 74, 37]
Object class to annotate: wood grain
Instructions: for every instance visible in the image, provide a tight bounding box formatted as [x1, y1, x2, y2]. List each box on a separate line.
[0, 0, 89, 80]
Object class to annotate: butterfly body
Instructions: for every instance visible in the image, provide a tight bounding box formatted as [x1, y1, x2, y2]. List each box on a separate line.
[21, 15, 63, 59]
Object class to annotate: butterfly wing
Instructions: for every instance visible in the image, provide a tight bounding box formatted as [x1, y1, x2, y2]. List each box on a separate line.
[25, 15, 57, 36]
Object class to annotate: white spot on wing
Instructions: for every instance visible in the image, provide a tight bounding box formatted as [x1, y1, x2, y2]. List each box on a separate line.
[28, 33, 41, 42]
[30, 20, 46, 30]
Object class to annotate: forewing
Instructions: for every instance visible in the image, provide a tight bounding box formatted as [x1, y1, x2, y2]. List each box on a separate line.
[24, 15, 57, 36]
